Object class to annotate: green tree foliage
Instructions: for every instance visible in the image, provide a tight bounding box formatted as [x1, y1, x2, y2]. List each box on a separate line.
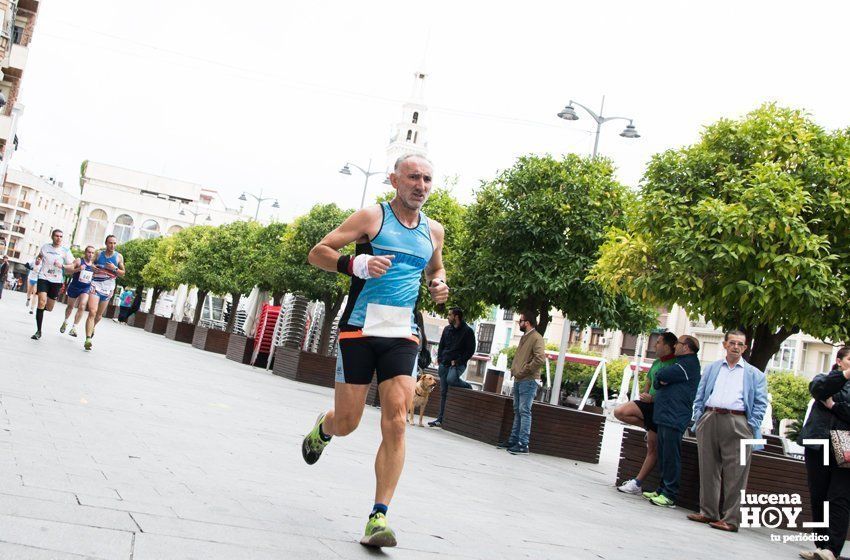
[118, 237, 160, 291]
[592, 104, 850, 371]
[174, 225, 216, 324]
[251, 222, 289, 302]
[767, 370, 811, 424]
[142, 235, 187, 316]
[184, 221, 262, 331]
[280, 203, 353, 354]
[456, 153, 657, 336]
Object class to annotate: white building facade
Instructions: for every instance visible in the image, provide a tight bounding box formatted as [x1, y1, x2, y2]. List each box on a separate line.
[72, 161, 249, 248]
[0, 167, 78, 271]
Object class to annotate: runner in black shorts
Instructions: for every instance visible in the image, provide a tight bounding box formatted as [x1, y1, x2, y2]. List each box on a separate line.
[300, 154, 449, 548]
[32, 229, 75, 340]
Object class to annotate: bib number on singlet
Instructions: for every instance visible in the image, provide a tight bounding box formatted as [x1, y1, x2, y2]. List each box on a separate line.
[362, 303, 411, 338]
[78, 269, 93, 284]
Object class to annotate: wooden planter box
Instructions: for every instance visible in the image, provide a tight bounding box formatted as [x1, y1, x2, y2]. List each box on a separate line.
[272, 346, 336, 388]
[144, 314, 169, 335]
[128, 311, 148, 329]
[616, 427, 826, 532]
[442, 389, 606, 463]
[165, 320, 195, 343]
[191, 325, 231, 354]
[104, 304, 118, 319]
[226, 334, 255, 365]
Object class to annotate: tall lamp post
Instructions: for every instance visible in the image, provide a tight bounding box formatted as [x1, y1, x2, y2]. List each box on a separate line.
[179, 204, 212, 226]
[339, 159, 391, 209]
[549, 96, 641, 405]
[238, 189, 280, 221]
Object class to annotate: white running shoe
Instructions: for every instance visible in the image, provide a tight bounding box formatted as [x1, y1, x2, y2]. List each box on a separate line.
[617, 478, 643, 495]
[69, 326, 77, 337]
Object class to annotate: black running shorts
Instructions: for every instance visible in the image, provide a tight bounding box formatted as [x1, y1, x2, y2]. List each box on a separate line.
[335, 336, 419, 385]
[36, 279, 63, 300]
[634, 399, 657, 432]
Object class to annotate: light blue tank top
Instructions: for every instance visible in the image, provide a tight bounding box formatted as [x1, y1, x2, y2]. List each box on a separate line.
[340, 202, 433, 335]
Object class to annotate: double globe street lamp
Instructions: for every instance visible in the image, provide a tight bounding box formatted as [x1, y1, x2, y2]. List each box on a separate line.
[557, 96, 640, 157]
[339, 159, 391, 209]
[239, 189, 280, 221]
[549, 96, 641, 405]
[179, 204, 212, 225]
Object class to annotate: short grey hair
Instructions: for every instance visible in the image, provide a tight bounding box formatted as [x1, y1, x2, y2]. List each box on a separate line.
[393, 153, 433, 172]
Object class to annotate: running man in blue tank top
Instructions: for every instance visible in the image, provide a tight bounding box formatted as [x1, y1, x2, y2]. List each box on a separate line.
[84, 235, 125, 351]
[301, 155, 449, 548]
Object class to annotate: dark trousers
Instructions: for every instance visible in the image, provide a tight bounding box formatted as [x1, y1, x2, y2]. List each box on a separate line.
[436, 363, 471, 421]
[656, 425, 684, 502]
[805, 446, 850, 556]
[118, 306, 132, 322]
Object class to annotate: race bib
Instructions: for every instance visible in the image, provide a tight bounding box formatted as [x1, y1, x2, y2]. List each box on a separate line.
[78, 269, 93, 284]
[362, 303, 411, 338]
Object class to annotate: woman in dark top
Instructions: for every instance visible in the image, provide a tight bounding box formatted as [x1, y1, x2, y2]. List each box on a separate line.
[798, 346, 850, 560]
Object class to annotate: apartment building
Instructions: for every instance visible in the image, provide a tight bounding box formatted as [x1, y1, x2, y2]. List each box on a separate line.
[0, 166, 79, 271]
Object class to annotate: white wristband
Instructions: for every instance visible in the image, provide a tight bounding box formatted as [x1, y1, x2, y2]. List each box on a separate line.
[352, 254, 373, 280]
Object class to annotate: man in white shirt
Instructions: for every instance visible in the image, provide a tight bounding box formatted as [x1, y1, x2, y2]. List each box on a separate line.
[687, 330, 769, 532]
[32, 229, 75, 340]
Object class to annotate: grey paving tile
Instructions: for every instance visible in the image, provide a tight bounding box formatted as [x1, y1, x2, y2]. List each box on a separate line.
[0, 513, 132, 559]
[0, 540, 100, 560]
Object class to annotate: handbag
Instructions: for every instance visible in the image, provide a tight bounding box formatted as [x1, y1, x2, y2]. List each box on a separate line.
[829, 430, 850, 468]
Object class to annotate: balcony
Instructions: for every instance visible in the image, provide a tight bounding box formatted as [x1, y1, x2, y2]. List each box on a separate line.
[16, 200, 30, 211]
[5, 44, 28, 75]
[0, 222, 24, 235]
[0, 114, 12, 140]
[0, 194, 14, 207]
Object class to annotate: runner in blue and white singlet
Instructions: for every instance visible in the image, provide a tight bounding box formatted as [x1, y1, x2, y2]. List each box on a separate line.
[60, 245, 97, 337]
[84, 235, 126, 351]
[299, 155, 449, 549]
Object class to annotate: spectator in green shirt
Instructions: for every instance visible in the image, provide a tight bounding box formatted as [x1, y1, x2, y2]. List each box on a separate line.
[614, 331, 678, 495]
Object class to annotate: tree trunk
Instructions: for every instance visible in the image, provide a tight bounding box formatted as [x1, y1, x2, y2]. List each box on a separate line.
[225, 292, 242, 333]
[537, 304, 552, 337]
[149, 287, 162, 316]
[272, 291, 284, 306]
[319, 295, 344, 356]
[741, 323, 799, 372]
[192, 290, 208, 325]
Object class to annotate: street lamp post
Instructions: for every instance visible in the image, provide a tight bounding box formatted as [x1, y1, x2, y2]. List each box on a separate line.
[557, 96, 640, 157]
[339, 158, 391, 209]
[179, 204, 212, 226]
[549, 96, 641, 405]
[238, 189, 280, 221]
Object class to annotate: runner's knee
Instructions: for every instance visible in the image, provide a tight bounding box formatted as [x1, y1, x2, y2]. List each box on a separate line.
[332, 415, 361, 436]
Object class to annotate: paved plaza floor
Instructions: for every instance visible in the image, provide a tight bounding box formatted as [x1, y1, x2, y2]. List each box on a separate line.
[0, 291, 808, 559]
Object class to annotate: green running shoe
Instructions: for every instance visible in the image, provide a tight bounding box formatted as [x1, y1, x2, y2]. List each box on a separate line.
[84, 338, 92, 351]
[360, 513, 397, 548]
[60, 322, 67, 334]
[301, 413, 330, 465]
[650, 494, 676, 508]
[642, 491, 659, 500]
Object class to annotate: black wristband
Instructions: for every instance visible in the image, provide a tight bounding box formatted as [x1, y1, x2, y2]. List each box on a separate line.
[337, 255, 352, 276]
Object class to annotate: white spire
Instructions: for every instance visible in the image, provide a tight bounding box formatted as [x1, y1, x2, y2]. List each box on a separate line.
[386, 71, 429, 171]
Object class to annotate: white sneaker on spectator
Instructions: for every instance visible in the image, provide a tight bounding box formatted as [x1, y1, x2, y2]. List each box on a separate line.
[617, 479, 642, 495]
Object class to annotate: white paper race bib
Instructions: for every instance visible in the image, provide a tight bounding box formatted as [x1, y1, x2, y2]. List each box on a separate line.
[78, 269, 93, 284]
[361, 303, 412, 338]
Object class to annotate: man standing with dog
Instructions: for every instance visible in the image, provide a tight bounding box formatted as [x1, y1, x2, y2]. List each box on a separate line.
[301, 154, 448, 548]
[428, 306, 476, 428]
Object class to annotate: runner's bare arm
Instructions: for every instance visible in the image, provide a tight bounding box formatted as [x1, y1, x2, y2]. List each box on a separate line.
[308, 205, 384, 273]
[424, 220, 448, 303]
[114, 254, 126, 278]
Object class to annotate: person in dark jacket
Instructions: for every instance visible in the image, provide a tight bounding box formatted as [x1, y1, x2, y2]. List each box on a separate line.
[642, 335, 702, 508]
[428, 307, 476, 427]
[797, 346, 850, 560]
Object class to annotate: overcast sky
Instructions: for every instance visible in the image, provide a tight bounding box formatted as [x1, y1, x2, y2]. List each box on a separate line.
[12, 0, 850, 222]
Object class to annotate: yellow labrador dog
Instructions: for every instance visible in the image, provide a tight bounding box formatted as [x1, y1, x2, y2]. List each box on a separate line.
[408, 373, 438, 426]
